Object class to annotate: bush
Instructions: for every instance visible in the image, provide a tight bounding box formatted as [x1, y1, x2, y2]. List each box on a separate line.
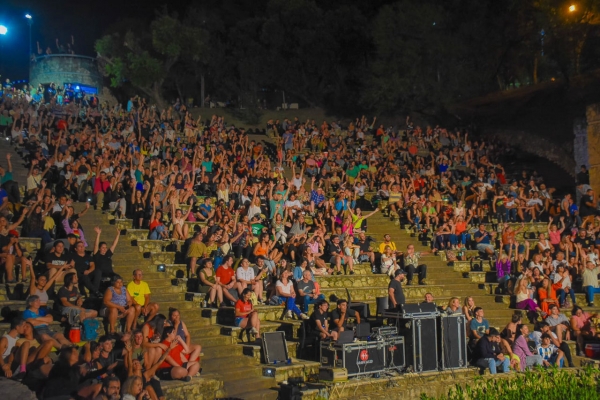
[421, 367, 600, 400]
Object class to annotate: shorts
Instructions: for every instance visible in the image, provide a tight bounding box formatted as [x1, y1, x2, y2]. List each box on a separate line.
[235, 317, 245, 327]
[35, 326, 57, 338]
[62, 307, 93, 315]
[329, 256, 345, 265]
[358, 254, 370, 263]
[476, 243, 494, 253]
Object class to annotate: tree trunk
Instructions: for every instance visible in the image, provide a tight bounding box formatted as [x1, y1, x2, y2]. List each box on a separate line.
[175, 78, 184, 106]
[201, 73, 205, 108]
[151, 83, 166, 110]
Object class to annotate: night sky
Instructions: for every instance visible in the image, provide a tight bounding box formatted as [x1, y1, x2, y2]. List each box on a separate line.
[0, 0, 191, 82]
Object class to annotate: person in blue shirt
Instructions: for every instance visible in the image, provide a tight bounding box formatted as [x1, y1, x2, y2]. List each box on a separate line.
[22, 295, 72, 349]
[474, 224, 496, 257]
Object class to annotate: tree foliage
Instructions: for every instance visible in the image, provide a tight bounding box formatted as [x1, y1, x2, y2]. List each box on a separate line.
[96, 0, 600, 116]
[95, 14, 207, 107]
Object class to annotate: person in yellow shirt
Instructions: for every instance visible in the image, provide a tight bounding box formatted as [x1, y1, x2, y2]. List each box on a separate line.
[378, 234, 399, 254]
[127, 269, 159, 323]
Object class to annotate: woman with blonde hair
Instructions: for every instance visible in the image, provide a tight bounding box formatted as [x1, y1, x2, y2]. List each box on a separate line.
[462, 296, 476, 323]
[380, 245, 399, 276]
[121, 376, 149, 400]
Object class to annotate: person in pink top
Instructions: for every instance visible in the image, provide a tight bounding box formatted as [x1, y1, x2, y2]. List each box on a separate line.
[547, 216, 565, 248]
[570, 306, 598, 356]
[512, 324, 543, 371]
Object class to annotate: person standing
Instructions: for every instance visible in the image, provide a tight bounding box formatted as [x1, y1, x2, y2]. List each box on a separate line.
[388, 269, 406, 310]
[93, 226, 120, 279]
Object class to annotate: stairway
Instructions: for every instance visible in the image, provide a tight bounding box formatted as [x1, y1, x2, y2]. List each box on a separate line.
[77, 212, 309, 400]
[0, 138, 29, 184]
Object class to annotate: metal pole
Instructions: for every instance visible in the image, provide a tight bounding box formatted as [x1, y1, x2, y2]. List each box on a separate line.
[29, 19, 32, 62]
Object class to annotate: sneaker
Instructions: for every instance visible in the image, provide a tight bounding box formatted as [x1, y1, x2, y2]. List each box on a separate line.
[152, 375, 161, 381]
[336, 271, 342, 275]
[578, 351, 586, 357]
[250, 327, 258, 335]
[349, 271, 355, 275]
[300, 313, 309, 320]
[181, 376, 192, 382]
[285, 310, 293, 319]
[589, 303, 595, 307]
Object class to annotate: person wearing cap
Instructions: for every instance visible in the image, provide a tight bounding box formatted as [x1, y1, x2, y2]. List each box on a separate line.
[388, 269, 406, 311]
[472, 328, 510, 374]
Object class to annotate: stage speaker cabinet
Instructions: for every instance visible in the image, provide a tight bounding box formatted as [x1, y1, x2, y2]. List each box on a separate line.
[396, 316, 438, 372]
[262, 331, 289, 364]
[438, 313, 468, 370]
[384, 336, 406, 371]
[320, 341, 385, 377]
[318, 367, 348, 382]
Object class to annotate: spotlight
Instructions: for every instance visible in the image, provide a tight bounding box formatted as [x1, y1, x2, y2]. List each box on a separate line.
[263, 368, 275, 377]
[25, 14, 32, 19]
[0, 25, 7, 35]
[157, 264, 166, 272]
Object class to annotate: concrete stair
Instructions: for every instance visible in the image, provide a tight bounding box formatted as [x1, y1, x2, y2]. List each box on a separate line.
[74, 209, 295, 400]
[0, 140, 30, 186]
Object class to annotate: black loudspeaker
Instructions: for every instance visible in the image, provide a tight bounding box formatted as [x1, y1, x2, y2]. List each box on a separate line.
[395, 316, 438, 372]
[262, 331, 289, 364]
[438, 314, 468, 370]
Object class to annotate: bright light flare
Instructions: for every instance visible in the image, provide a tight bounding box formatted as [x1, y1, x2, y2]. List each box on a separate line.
[569, 4, 577, 12]
[0, 25, 7, 35]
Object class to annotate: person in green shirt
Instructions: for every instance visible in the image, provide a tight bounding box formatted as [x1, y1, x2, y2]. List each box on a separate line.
[422, 201, 439, 230]
[268, 181, 290, 219]
[345, 162, 360, 184]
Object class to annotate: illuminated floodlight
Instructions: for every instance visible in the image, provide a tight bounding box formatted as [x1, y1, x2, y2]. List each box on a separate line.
[25, 14, 32, 19]
[569, 4, 576, 12]
[0, 25, 7, 35]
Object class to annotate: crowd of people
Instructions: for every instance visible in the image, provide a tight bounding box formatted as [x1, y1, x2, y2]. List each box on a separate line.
[0, 74, 599, 398]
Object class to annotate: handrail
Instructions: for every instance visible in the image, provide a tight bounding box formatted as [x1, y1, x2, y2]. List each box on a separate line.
[32, 54, 97, 62]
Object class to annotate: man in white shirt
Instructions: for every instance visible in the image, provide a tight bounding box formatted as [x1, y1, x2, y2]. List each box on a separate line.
[235, 259, 263, 303]
[284, 194, 303, 216]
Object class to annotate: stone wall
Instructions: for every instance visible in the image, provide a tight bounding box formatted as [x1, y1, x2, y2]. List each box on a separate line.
[573, 117, 589, 174]
[587, 104, 600, 194]
[29, 55, 103, 94]
[483, 129, 576, 178]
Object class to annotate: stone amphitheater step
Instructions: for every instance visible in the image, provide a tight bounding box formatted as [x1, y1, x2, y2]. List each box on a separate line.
[0, 142, 30, 184]
[319, 285, 450, 303]
[221, 376, 277, 399]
